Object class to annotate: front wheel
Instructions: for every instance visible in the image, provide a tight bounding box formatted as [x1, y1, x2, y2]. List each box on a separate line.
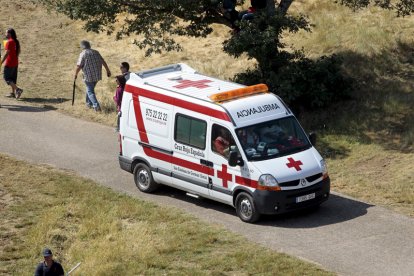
[133, 163, 159, 193]
[235, 192, 260, 223]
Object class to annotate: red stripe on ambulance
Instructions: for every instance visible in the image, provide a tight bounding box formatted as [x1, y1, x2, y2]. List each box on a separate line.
[127, 85, 231, 122]
[235, 175, 258, 189]
[132, 93, 214, 176]
[130, 86, 258, 189]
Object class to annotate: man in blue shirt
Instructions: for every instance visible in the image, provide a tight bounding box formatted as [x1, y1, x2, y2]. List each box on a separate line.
[34, 248, 64, 276]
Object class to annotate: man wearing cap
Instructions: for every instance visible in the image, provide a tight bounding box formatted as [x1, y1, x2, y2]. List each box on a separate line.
[34, 248, 64, 276]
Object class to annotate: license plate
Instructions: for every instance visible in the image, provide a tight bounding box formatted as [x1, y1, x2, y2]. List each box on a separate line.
[296, 193, 315, 203]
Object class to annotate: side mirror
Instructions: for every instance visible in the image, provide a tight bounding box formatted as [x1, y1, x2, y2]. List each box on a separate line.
[228, 151, 244, 167]
[309, 132, 317, 146]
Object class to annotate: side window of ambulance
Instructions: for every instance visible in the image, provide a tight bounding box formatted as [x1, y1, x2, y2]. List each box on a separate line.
[175, 114, 206, 149]
[211, 124, 235, 159]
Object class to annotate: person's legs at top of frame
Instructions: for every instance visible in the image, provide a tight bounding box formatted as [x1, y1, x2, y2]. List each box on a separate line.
[241, 12, 254, 20]
[84, 81, 100, 111]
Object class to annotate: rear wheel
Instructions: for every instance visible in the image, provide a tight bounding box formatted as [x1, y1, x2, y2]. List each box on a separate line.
[235, 192, 260, 223]
[133, 163, 159, 193]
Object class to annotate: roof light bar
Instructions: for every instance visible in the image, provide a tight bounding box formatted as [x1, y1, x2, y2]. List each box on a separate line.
[209, 84, 268, 102]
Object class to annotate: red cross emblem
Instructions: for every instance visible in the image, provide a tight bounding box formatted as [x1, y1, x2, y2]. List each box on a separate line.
[173, 79, 212, 89]
[286, 157, 303, 171]
[217, 164, 232, 188]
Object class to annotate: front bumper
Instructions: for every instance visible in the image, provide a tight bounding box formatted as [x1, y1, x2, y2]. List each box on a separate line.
[253, 177, 330, 215]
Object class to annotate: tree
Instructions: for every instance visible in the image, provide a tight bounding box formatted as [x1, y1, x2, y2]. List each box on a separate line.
[37, 0, 412, 108]
[37, 0, 290, 55]
[36, 0, 413, 55]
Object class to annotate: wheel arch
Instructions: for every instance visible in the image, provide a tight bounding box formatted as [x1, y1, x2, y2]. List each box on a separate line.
[131, 157, 151, 173]
[232, 186, 254, 207]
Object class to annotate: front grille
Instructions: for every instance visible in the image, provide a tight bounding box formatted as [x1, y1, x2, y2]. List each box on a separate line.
[279, 179, 299, 187]
[279, 173, 323, 187]
[306, 173, 322, 183]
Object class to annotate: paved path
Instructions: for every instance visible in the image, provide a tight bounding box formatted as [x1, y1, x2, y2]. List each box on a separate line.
[1, 100, 413, 276]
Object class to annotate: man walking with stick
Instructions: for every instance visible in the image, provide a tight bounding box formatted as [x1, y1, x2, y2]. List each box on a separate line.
[74, 40, 111, 112]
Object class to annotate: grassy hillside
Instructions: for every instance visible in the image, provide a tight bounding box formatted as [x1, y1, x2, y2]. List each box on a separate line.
[0, 154, 333, 275]
[0, 0, 412, 219]
[289, 0, 414, 216]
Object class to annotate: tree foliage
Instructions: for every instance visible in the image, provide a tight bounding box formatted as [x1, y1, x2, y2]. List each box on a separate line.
[36, 0, 411, 109]
[36, 0, 413, 54]
[338, 0, 414, 16]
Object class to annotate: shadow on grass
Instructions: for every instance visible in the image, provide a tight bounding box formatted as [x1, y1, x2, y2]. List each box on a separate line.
[153, 186, 372, 228]
[315, 138, 352, 160]
[300, 41, 414, 154]
[1, 104, 57, 112]
[21, 97, 70, 104]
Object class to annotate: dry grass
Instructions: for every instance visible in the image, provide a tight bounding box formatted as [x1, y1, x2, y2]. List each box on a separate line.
[287, 0, 414, 57]
[322, 140, 414, 216]
[285, 0, 414, 216]
[0, 154, 333, 275]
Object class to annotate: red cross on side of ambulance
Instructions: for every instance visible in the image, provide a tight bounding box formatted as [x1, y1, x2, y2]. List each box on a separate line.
[217, 164, 232, 188]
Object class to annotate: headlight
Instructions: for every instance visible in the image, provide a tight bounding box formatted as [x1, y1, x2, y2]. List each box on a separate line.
[258, 174, 280, 191]
[320, 159, 329, 177]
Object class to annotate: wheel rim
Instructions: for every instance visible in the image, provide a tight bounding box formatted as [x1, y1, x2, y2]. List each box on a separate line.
[239, 197, 252, 219]
[138, 169, 150, 188]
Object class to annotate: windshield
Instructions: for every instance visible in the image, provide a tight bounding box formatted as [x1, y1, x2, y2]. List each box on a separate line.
[235, 116, 311, 161]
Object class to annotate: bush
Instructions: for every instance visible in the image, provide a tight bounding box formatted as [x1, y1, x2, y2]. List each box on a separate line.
[233, 54, 352, 110]
[224, 11, 352, 110]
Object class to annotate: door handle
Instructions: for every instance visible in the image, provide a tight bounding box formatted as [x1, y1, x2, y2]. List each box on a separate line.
[200, 159, 213, 167]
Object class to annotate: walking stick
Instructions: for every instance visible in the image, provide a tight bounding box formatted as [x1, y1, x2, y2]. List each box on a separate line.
[72, 77, 76, 106]
[66, 262, 81, 276]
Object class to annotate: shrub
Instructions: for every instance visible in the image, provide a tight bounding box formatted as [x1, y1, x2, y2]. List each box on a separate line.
[224, 11, 352, 110]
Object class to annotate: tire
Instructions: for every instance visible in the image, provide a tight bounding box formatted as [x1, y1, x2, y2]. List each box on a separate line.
[235, 192, 260, 223]
[133, 163, 159, 193]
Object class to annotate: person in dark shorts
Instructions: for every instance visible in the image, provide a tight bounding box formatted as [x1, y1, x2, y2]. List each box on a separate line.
[34, 248, 65, 276]
[1, 28, 23, 99]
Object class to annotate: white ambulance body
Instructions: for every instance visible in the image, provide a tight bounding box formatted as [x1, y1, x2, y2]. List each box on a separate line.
[118, 63, 330, 222]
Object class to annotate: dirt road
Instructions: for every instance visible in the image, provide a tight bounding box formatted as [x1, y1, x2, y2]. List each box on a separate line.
[1, 100, 413, 276]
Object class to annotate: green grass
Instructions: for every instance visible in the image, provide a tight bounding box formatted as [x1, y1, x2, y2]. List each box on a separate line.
[0, 154, 333, 275]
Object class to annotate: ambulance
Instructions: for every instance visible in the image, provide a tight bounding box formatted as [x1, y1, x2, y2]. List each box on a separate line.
[118, 63, 330, 223]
